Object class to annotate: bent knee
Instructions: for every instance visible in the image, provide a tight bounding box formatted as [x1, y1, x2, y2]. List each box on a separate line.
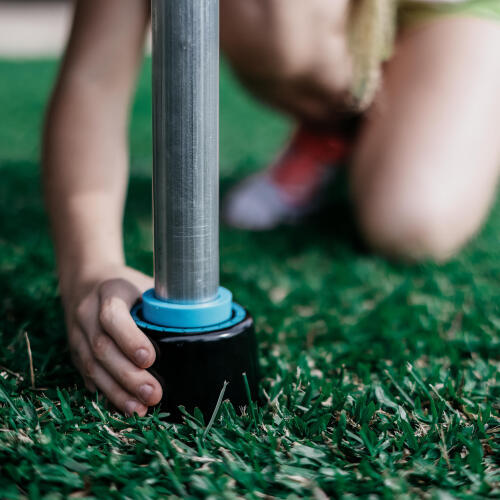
[221, 0, 350, 81]
[221, 1, 353, 122]
[355, 183, 482, 263]
[222, 21, 310, 82]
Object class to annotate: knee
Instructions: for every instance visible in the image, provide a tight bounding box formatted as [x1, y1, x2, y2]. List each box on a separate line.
[220, 1, 352, 122]
[355, 178, 477, 263]
[222, 23, 310, 82]
[222, 28, 350, 123]
[221, 1, 343, 83]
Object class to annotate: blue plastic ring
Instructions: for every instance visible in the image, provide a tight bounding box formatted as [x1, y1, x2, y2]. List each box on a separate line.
[132, 301, 247, 335]
[142, 287, 233, 328]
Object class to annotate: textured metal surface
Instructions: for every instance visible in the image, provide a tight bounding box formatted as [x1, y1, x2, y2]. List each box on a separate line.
[152, 0, 219, 303]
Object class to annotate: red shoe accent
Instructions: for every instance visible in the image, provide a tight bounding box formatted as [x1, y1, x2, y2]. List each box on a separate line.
[271, 127, 352, 205]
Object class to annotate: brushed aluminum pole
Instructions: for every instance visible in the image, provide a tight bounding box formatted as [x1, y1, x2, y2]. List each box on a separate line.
[151, 0, 219, 303]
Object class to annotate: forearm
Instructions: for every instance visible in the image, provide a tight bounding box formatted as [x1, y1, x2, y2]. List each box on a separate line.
[43, 77, 131, 299]
[42, 0, 150, 301]
[40, 0, 163, 417]
[40, 0, 150, 303]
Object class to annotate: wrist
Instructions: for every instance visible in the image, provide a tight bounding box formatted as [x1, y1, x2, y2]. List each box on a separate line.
[58, 257, 125, 306]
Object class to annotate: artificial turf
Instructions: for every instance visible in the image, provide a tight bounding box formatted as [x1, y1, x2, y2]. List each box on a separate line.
[0, 58, 499, 499]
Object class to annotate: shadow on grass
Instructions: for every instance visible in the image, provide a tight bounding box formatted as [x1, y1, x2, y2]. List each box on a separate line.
[0, 160, 368, 382]
[2, 160, 497, 393]
[0, 161, 69, 386]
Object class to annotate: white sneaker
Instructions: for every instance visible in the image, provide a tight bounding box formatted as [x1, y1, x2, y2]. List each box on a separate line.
[223, 127, 352, 230]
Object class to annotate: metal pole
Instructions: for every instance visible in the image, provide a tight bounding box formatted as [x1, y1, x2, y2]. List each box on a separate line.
[151, 0, 220, 303]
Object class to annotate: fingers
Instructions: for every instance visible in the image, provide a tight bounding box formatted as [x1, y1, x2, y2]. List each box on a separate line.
[89, 329, 162, 407]
[98, 279, 156, 368]
[70, 330, 94, 391]
[91, 362, 148, 417]
[70, 327, 150, 416]
[69, 273, 163, 416]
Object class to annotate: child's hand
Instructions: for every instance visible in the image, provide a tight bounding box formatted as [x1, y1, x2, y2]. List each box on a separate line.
[64, 266, 162, 416]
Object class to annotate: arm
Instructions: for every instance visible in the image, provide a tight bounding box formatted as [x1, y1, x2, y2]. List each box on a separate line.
[43, 0, 162, 416]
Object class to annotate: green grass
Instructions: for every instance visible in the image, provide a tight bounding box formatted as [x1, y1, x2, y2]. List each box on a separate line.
[0, 58, 499, 499]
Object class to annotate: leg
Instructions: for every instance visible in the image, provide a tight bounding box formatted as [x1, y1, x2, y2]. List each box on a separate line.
[351, 16, 500, 261]
[220, 0, 352, 123]
[221, 0, 356, 230]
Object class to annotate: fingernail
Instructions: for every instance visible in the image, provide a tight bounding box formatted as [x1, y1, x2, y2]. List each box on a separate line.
[139, 384, 154, 402]
[125, 400, 140, 416]
[135, 348, 149, 366]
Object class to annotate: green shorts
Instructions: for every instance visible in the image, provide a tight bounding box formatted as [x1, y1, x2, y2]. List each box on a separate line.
[400, 0, 500, 28]
[350, 0, 500, 110]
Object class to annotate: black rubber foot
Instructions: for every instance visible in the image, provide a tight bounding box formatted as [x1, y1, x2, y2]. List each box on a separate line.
[134, 306, 259, 422]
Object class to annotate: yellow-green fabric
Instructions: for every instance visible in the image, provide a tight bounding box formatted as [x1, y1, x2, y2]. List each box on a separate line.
[398, 0, 500, 27]
[400, 0, 500, 28]
[349, 0, 500, 110]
